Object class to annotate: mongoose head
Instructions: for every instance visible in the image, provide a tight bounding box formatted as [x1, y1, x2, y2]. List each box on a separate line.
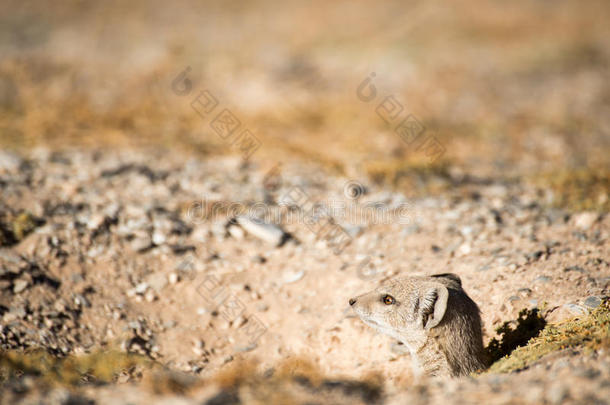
[349, 273, 486, 376]
[349, 275, 454, 350]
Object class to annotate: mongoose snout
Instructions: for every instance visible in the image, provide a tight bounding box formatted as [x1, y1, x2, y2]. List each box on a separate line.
[349, 273, 487, 377]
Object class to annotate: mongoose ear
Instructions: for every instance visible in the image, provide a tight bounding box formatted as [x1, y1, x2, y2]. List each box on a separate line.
[422, 285, 449, 330]
[431, 273, 461, 287]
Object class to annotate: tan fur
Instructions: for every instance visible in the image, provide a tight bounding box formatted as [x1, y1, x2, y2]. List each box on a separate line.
[349, 273, 487, 377]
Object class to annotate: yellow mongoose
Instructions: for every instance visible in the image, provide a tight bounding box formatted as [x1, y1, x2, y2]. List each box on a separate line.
[349, 273, 487, 377]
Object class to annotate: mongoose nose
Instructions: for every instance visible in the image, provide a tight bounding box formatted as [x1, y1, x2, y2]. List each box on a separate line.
[349, 298, 357, 306]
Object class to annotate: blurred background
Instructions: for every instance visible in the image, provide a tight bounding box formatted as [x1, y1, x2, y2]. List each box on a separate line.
[1, 0, 609, 210]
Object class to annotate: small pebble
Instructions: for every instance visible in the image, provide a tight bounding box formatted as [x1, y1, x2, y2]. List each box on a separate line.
[232, 216, 290, 246]
[573, 211, 598, 230]
[152, 231, 166, 245]
[227, 225, 245, 240]
[390, 341, 410, 355]
[234, 343, 257, 352]
[145, 290, 156, 302]
[87, 214, 105, 230]
[135, 282, 149, 294]
[74, 294, 91, 308]
[458, 243, 471, 256]
[563, 303, 589, 316]
[283, 269, 305, 284]
[130, 235, 152, 252]
[147, 273, 168, 292]
[583, 296, 602, 309]
[477, 264, 491, 272]
[13, 279, 29, 294]
[252, 255, 267, 264]
[546, 383, 569, 404]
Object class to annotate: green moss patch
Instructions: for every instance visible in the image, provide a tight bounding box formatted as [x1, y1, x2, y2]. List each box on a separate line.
[485, 308, 547, 365]
[531, 168, 610, 212]
[0, 210, 44, 246]
[0, 349, 152, 387]
[487, 298, 610, 374]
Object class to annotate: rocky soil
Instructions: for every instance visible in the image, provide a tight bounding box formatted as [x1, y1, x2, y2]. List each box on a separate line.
[0, 148, 608, 404]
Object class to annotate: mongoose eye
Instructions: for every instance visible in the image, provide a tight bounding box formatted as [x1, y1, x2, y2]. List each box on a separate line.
[382, 295, 395, 305]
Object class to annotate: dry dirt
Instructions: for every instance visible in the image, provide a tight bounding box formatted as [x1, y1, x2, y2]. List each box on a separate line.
[0, 148, 608, 404]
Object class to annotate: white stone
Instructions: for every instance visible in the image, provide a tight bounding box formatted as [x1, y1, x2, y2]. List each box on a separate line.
[574, 212, 598, 230]
[168, 272, 179, 284]
[283, 269, 305, 284]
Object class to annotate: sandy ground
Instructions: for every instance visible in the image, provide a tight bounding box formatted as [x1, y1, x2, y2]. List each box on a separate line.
[0, 148, 608, 404]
